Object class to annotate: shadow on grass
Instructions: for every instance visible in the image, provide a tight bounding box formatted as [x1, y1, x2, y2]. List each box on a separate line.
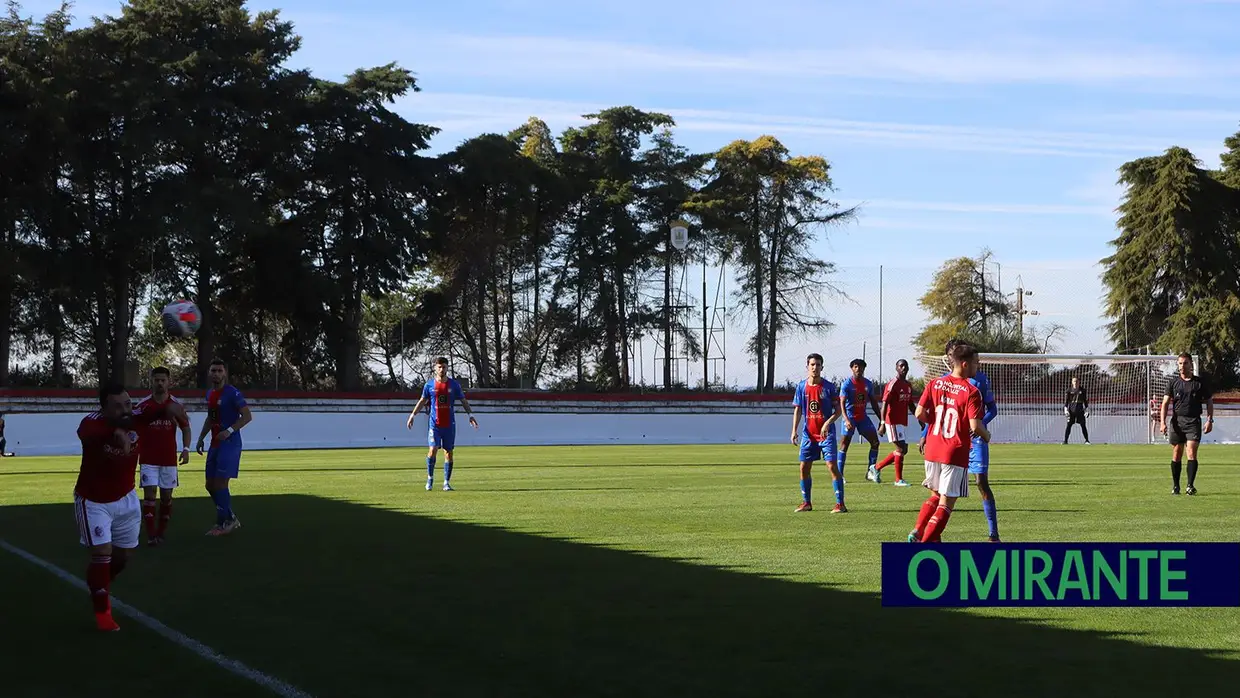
[2, 494, 1238, 698]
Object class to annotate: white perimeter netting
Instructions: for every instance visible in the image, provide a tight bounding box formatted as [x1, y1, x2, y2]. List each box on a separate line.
[916, 353, 1186, 445]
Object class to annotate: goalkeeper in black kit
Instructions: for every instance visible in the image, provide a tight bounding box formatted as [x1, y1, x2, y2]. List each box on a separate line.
[1064, 376, 1090, 444]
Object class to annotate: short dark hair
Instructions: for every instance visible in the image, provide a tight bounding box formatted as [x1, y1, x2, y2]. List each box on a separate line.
[850, 358, 866, 369]
[435, 356, 449, 366]
[1179, 353, 1192, 361]
[209, 359, 226, 369]
[944, 338, 960, 355]
[151, 366, 170, 377]
[949, 342, 978, 364]
[806, 353, 823, 365]
[98, 381, 127, 407]
[896, 358, 909, 368]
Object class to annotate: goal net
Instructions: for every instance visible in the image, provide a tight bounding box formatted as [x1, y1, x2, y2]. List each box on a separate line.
[916, 353, 1189, 445]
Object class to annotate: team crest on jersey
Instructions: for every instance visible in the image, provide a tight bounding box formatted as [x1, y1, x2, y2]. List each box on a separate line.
[128, 431, 139, 444]
[809, 399, 820, 413]
[94, 526, 103, 538]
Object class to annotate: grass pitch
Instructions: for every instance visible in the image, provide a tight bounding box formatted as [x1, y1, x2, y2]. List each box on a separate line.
[2, 443, 1239, 697]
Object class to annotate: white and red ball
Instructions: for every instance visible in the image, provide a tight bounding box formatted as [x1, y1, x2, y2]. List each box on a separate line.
[161, 300, 202, 338]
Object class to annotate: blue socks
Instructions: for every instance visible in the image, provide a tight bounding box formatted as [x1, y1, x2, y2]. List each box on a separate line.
[211, 488, 233, 525]
[426, 455, 435, 478]
[444, 459, 454, 482]
[837, 451, 848, 477]
[832, 478, 844, 505]
[983, 498, 999, 538]
[868, 446, 878, 468]
[800, 478, 812, 504]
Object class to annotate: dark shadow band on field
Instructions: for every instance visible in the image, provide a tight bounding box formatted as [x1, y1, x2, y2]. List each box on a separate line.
[1, 494, 1237, 698]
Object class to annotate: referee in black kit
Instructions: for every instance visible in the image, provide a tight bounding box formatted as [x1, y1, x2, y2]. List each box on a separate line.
[1160, 353, 1215, 495]
[1063, 376, 1090, 444]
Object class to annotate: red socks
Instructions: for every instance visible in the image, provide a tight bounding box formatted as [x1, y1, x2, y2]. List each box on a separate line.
[157, 502, 172, 537]
[913, 495, 939, 538]
[88, 555, 112, 614]
[142, 500, 158, 538]
[924, 505, 954, 542]
[876, 453, 896, 470]
[877, 453, 906, 481]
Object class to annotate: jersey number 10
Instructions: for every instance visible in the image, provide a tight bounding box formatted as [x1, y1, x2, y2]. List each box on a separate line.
[931, 407, 960, 439]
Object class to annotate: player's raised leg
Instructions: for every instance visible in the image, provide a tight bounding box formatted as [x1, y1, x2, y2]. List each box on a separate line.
[874, 424, 910, 486]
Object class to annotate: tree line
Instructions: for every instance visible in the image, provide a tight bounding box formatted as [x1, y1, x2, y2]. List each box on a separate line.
[1, 0, 857, 393]
[912, 249, 1067, 358]
[1102, 136, 1240, 388]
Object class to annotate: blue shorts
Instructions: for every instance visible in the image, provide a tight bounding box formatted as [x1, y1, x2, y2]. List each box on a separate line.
[798, 434, 838, 464]
[428, 424, 457, 452]
[844, 416, 878, 440]
[205, 439, 242, 479]
[968, 439, 989, 475]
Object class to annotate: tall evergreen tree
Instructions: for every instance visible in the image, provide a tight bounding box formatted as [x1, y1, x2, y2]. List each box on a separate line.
[1102, 146, 1240, 382]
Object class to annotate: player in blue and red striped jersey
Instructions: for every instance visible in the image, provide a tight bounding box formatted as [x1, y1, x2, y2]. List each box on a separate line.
[837, 359, 882, 481]
[407, 357, 478, 491]
[790, 353, 846, 513]
[195, 359, 252, 536]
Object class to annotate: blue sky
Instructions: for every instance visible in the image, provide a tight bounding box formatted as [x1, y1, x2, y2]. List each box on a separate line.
[33, 0, 1240, 385]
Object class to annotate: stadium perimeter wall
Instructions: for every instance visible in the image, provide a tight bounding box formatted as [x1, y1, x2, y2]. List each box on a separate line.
[3, 389, 1240, 456]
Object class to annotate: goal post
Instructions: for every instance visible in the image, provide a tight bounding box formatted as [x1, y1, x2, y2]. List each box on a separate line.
[915, 353, 1191, 445]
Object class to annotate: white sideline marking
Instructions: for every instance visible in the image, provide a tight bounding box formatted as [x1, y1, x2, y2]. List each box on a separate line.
[0, 539, 313, 698]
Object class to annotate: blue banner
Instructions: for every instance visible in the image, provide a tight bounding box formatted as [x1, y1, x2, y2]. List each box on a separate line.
[881, 542, 1240, 607]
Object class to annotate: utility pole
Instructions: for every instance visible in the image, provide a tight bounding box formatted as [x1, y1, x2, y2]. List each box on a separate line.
[1014, 276, 1037, 336]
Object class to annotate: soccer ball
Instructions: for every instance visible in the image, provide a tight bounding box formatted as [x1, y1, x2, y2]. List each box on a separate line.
[161, 300, 202, 338]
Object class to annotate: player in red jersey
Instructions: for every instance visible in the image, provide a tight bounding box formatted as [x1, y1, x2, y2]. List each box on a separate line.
[907, 342, 989, 543]
[76, 381, 187, 631]
[869, 358, 914, 486]
[136, 367, 191, 546]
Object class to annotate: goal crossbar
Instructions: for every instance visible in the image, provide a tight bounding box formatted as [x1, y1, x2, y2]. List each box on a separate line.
[977, 353, 1186, 365]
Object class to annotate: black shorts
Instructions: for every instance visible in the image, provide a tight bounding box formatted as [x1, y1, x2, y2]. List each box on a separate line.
[1168, 416, 1202, 445]
[1066, 412, 1086, 425]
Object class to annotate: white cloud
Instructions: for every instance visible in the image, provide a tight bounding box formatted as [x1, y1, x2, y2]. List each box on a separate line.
[394, 32, 1238, 88]
[407, 92, 1181, 160]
